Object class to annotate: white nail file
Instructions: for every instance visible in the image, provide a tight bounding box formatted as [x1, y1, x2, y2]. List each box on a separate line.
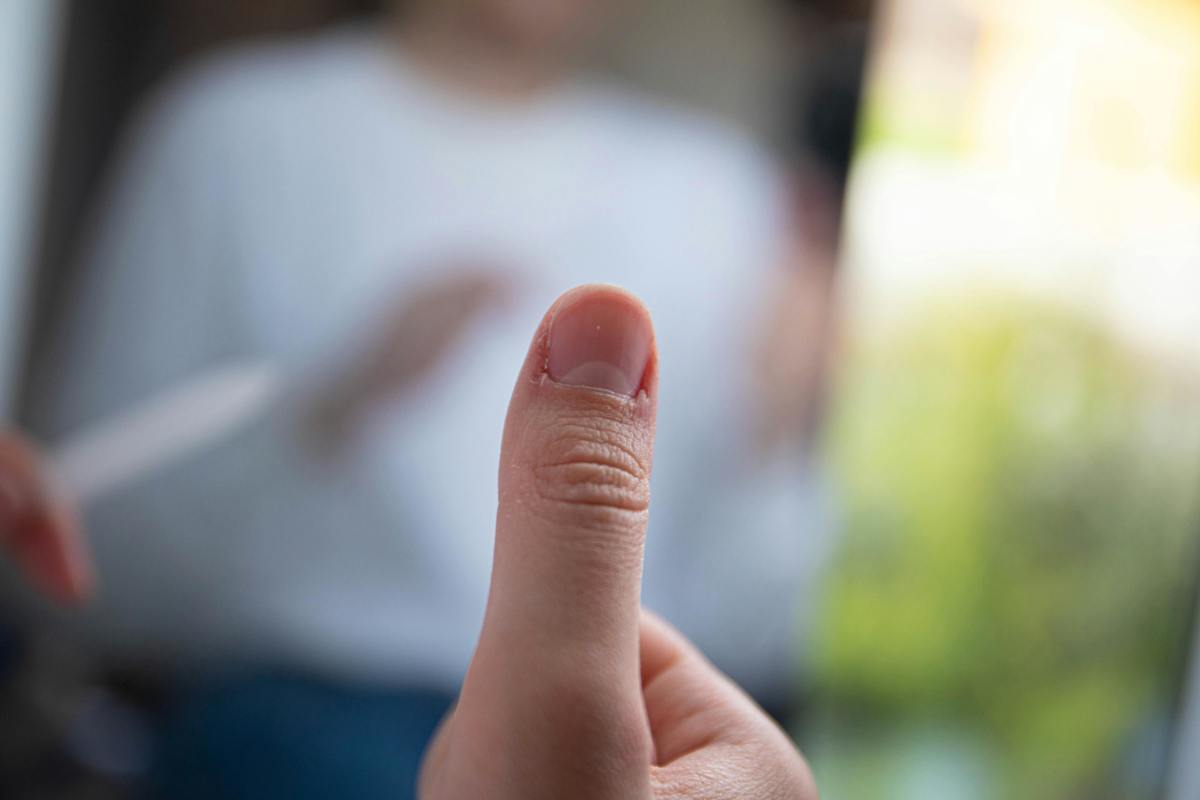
[49, 363, 283, 505]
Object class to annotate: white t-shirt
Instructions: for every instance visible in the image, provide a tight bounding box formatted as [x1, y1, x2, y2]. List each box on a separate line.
[35, 25, 834, 697]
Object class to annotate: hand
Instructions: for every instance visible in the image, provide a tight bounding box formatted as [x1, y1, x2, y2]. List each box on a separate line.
[309, 270, 511, 451]
[0, 430, 91, 603]
[419, 285, 817, 799]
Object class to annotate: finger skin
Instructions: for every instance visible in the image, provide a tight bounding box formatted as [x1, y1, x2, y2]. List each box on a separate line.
[0, 431, 92, 603]
[424, 614, 818, 800]
[426, 286, 658, 800]
[485, 284, 657, 660]
[641, 612, 818, 800]
[419, 286, 816, 800]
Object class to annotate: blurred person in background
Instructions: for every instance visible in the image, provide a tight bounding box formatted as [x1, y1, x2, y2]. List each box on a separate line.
[5, 0, 833, 796]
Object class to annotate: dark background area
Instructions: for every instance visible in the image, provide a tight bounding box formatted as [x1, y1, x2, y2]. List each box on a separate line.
[22, 1, 385, 418]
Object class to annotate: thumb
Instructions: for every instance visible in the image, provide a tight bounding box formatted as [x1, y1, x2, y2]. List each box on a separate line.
[450, 284, 659, 794]
[485, 283, 657, 656]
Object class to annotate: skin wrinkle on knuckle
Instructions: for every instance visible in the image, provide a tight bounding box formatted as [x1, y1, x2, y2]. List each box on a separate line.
[533, 461, 648, 511]
[526, 409, 651, 518]
[645, 696, 725, 764]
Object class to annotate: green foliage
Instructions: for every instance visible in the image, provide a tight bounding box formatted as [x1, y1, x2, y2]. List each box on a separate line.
[813, 293, 1200, 798]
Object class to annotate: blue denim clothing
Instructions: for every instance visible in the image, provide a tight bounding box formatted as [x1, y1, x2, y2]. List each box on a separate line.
[150, 674, 454, 800]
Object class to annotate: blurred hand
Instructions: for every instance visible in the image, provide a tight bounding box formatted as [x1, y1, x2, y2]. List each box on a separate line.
[419, 285, 817, 800]
[309, 270, 512, 450]
[0, 430, 91, 604]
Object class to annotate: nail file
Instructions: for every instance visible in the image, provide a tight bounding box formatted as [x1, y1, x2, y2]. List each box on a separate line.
[50, 363, 283, 505]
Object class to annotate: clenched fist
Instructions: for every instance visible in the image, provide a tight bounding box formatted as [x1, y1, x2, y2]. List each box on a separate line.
[419, 285, 817, 800]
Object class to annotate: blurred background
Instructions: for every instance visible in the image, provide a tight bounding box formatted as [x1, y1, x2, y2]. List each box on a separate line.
[0, 0, 1197, 798]
[809, 1, 1200, 799]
